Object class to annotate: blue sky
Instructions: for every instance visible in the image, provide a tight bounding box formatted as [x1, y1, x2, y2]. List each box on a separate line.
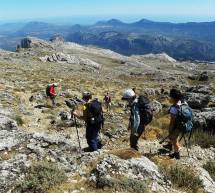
[0, 0, 215, 23]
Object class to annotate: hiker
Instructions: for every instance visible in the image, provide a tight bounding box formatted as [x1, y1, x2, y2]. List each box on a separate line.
[166, 89, 183, 159]
[73, 92, 104, 152]
[122, 89, 153, 151]
[165, 88, 193, 159]
[46, 83, 58, 107]
[103, 92, 111, 112]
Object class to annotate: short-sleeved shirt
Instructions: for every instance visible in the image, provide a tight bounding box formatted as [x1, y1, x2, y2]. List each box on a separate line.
[169, 101, 182, 116]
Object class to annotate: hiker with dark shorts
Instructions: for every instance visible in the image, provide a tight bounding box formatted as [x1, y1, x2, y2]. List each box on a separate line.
[103, 92, 111, 112]
[46, 83, 58, 107]
[122, 89, 153, 151]
[73, 92, 104, 152]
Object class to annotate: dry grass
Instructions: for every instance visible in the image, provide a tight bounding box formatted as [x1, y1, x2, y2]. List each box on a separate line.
[110, 148, 142, 160]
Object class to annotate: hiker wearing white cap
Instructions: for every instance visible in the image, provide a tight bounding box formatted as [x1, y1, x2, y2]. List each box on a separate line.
[122, 89, 153, 151]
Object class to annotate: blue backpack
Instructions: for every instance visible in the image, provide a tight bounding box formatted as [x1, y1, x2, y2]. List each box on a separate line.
[176, 103, 193, 133]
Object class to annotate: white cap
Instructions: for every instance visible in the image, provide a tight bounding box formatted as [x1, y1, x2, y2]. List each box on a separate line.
[122, 89, 136, 100]
[53, 83, 59, 87]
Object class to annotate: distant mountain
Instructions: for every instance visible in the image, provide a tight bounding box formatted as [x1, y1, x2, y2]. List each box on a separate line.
[1, 18, 215, 60]
[13, 21, 74, 39]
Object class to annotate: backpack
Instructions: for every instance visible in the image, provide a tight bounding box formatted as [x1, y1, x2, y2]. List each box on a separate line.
[87, 99, 104, 126]
[46, 85, 51, 97]
[176, 103, 193, 133]
[137, 96, 153, 125]
[104, 95, 111, 103]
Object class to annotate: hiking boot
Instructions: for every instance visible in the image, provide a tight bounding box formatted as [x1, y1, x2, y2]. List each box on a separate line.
[169, 152, 180, 160]
[163, 143, 172, 151]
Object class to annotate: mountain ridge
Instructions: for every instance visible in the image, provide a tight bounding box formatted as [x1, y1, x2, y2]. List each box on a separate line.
[1, 18, 215, 61]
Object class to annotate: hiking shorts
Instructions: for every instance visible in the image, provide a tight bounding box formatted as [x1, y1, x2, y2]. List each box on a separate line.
[169, 128, 181, 141]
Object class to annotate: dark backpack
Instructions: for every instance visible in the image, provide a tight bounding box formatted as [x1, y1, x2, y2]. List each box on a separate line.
[87, 99, 104, 126]
[137, 96, 153, 125]
[46, 85, 51, 97]
[176, 103, 193, 133]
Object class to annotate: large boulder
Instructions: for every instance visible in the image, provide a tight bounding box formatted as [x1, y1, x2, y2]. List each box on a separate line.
[193, 110, 215, 133]
[91, 155, 171, 192]
[186, 85, 213, 95]
[0, 115, 17, 131]
[185, 92, 210, 109]
[199, 71, 209, 81]
[20, 38, 32, 48]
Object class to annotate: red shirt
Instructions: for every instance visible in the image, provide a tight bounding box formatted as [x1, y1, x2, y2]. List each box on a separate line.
[49, 85, 56, 97]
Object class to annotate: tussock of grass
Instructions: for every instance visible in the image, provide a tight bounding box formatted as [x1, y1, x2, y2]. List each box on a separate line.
[13, 162, 67, 193]
[203, 161, 215, 181]
[190, 129, 215, 148]
[161, 165, 203, 192]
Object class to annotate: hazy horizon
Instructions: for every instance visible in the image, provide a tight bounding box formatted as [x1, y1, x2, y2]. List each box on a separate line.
[0, 0, 215, 25]
[0, 15, 215, 26]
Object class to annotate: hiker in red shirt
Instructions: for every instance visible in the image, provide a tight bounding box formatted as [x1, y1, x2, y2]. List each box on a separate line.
[103, 92, 111, 112]
[46, 83, 58, 107]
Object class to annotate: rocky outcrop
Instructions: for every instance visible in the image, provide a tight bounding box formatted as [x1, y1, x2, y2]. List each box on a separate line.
[20, 38, 32, 48]
[185, 92, 210, 109]
[199, 71, 209, 81]
[0, 154, 30, 193]
[90, 154, 171, 193]
[39, 53, 101, 69]
[197, 167, 215, 193]
[19, 37, 54, 50]
[141, 53, 177, 63]
[193, 110, 215, 133]
[50, 35, 64, 43]
[188, 71, 210, 81]
[186, 85, 212, 95]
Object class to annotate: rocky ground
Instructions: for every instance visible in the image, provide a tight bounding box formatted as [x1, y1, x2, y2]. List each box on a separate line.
[0, 37, 215, 193]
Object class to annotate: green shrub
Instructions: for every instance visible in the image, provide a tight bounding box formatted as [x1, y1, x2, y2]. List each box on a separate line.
[162, 165, 203, 192]
[120, 178, 148, 193]
[14, 115, 24, 126]
[13, 162, 67, 193]
[96, 176, 148, 193]
[190, 129, 215, 148]
[203, 161, 215, 181]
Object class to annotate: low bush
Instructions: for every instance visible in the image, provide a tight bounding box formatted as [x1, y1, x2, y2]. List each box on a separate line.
[13, 162, 67, 193]
[14, 115, 24, 126]
[97, 176, 148, 193]
[162, 165, 203, 192]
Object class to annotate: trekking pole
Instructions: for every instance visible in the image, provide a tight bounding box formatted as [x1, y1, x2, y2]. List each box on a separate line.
[73, 114, 82, 152]
[183, 135, 190, 157]
[159, 135, 170, 144]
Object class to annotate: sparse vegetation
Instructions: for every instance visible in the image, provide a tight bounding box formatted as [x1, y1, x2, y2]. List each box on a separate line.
[13, 162, 67, 193]
[162, 165, 203, 192]
[14, 115, 24, 126]
[190, 129, 215, 148]
[97, 176, 148, 193]
[203, 161, 215, 181]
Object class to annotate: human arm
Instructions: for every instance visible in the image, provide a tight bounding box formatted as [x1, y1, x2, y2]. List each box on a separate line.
[169, 106, 177, 131]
